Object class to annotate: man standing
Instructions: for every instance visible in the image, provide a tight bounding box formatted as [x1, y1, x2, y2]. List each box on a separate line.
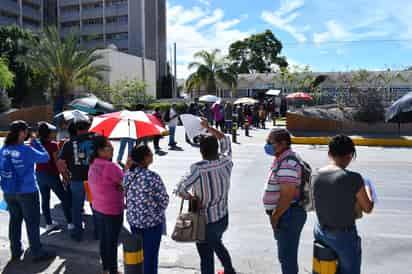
[153, 107, 164, 153]
[175, 119, 236, 274]
[164, 104, 179, 149]
[58, 120, 96, 241]
[263, 128, 307, 274]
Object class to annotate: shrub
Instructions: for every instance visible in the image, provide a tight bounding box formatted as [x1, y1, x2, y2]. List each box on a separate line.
[0, 89, 12, 113]
[146, 102, 188, 113]
[353, 88, 385, 123]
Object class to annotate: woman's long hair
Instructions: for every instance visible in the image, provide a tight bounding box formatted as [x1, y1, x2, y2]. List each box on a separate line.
[130, 145, 152, 171]
[90, 135, 108, 164]
[38, 123, 51, 146]
[5, 121, 28, 146]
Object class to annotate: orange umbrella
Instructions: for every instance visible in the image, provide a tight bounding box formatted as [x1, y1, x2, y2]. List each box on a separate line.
[286, 92, 313, 101]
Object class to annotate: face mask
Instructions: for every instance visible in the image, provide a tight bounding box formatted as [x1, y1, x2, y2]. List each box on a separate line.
[264, 143, 275, 156]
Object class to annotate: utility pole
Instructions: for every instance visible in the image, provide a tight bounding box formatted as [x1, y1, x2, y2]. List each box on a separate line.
[174, 42, 177, 98]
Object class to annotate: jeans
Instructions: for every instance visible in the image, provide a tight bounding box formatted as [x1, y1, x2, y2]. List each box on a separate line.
[117, 138, 135, 163]
[270, 206, 307, 274]
[168, 126, 176, 146]
[95, 211, 123, 274]
[196, 215, 236, 274]
[224, 121, 233, 133]
[69, 180, 85, 239]
[36, 172, 72, 225]
[131, 224, 163, 274]
[4, 192, 43, 257]
[314, 223, 361, 274]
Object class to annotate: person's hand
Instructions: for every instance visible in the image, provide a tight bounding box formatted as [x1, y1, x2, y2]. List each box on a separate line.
[271, 214, 279, 230]
[200, 118, 209, 129]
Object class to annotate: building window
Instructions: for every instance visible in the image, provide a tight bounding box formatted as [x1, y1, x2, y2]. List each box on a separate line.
[106, 32, 128, 40]
[106, 15, 128, 24]
[83, 3, 103, 10]
[61, 21, 80, 28]
[83, 18, 103, 25]
[61, 6, 79, 13]
[106, 0, 128, 7]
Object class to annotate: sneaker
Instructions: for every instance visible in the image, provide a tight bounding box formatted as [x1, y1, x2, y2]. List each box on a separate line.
[32, 249, 56, 263]
[45, 221, 59, 232]
[67, 223, 75, 231]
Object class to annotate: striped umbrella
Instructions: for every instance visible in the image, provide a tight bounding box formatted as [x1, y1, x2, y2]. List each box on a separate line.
[89, 110, 166, 139]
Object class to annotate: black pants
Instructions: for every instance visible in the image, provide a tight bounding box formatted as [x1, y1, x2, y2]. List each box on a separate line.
[153, 136, 161, 150]
[95, 211, 123, 274]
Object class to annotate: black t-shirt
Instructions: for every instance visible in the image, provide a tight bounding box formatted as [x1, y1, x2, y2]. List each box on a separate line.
[59, 133, 95, 181]
[313, 169, 364, 228]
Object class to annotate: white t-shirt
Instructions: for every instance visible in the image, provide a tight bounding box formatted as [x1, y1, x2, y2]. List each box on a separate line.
[168, 108, 179, 127]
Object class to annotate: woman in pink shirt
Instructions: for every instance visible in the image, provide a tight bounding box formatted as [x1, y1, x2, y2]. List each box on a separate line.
[88, 135, 124, 274]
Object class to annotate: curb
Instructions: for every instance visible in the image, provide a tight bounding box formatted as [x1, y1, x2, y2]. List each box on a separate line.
[292, 136, 412, 147]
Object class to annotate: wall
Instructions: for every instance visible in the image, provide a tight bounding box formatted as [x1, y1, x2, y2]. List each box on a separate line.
[0, 105, 53, 128]
[287, 112, 412, 135]
[95, 49, 157, 98]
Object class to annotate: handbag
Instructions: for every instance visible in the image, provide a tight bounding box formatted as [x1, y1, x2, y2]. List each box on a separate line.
[171, 197, 206, 243]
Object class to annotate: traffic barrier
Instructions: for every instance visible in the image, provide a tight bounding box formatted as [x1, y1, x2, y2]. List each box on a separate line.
[313, 241, 337, 274]
[123, 233, 144, 274]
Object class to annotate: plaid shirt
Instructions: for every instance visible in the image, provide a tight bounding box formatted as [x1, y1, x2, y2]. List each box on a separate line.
[175, 136, 233, 224]
[263, 149, 302, 211]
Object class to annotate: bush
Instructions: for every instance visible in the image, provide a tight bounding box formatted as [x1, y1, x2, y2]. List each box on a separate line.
[0, 89, 11, 113]
[146, 102, 188, 113]
[353, 88, 385, 123]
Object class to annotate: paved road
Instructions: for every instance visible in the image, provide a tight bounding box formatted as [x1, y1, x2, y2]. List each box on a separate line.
[0, 126, 411, 273]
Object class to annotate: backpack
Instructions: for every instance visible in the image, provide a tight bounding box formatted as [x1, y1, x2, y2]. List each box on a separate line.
[277, 155, 315, 212]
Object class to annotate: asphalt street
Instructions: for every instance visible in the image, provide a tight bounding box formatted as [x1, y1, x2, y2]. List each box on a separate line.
[0, 126, 411, 273]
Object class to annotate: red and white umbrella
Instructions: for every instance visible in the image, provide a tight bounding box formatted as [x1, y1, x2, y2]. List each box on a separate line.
[286, 92, 313, 101]
[89, 110, 166, 139]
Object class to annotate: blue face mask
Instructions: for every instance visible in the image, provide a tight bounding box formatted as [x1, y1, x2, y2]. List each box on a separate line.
[264, 143, 276, 156]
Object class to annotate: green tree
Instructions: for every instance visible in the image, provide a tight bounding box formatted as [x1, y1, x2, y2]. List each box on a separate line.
[0, 26, 36, 105]
[228, 30, 288, 74]
[187, 49, 237, 96]
[0, 58, 14, 89]
[112, 78, 152, 108]
[21, 27, 109, 113]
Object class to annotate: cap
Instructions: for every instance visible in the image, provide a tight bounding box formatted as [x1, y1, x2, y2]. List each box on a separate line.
[9, 120, 29, 132]
[38, 121, 57, 131]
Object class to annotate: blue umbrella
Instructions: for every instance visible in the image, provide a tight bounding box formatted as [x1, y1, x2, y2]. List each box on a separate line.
[69, 96, 115, 114]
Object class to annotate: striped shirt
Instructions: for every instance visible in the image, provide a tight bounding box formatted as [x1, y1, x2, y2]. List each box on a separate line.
[175, 135, 233, 224]
[263, 149, 302, 211]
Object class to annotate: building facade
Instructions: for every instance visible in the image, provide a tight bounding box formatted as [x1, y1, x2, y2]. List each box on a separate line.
[56, 0, 167, 82]
[0, 0, 44, 32]
[0, 0, 167, 90]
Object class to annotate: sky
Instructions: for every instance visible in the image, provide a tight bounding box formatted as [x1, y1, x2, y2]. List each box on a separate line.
[167, 0, 412, 78]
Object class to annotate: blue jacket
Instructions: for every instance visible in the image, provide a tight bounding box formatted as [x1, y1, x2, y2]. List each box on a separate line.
[0, 139, 50, 194]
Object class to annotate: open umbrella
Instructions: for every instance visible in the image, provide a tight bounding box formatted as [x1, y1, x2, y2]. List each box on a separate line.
[54, 110, 89, 123]
[89, 110, 166, 139]
[385, 92, 412, 135]
[199, 95, 221, 103]
[266, 89, 281, 96]
[69, 96, 115, 114]
[286, 92, 313, 101]
[234, 97, 258, 105]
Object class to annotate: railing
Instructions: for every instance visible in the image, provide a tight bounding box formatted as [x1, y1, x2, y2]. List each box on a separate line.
[59, 11, 80, 22]
[0, 17, 19, 26]
[22, 6, 41, 21]
[61, 26, 80, 36]
[82, 8, 103, 19]
[106, 38, 128, 49]
[0, 0, 19, 15]
[81, 24, 104, 35]
[105, 4, 128, 17]
[59, 0, 80, 7]
[105, 22, 128, 34]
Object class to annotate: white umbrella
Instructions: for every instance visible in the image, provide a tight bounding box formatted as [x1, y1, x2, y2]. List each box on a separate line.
[54, 110, 89, 122]
[266, 89, 281, 96]
[199, 95, 221, 103]
[234, 97, 259, 105]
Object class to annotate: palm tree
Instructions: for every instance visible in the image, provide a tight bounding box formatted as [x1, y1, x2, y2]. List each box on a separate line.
[21, 27, 109, 113]
[187, 49, 237, 97]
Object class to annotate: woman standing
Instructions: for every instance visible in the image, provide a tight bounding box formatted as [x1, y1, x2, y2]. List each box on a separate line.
[88, 135, 124, 274]
[0, 120, 55, 262]
[36, 122, 73, 231]
[313, 135, 374, 274]
[124, 145, 169, 274]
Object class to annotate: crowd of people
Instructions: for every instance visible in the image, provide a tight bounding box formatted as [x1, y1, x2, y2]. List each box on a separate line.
[0, 99, 375, 274]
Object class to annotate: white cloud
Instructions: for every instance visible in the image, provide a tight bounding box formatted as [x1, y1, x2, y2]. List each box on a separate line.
[261, 0, 307, 43]
[197, 0, 211, 6]
[167, 3, 251, 79]
[313, 20, 389, 45]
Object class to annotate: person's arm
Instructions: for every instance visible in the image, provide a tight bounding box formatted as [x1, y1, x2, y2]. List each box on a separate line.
[28, 139, 50, 164]
[271, 160, 300, 229]
[174, 164, 201, 200]
[356, 185, 374, 214]
[153, 175, 169, 211]
[201, 119, 232, 157]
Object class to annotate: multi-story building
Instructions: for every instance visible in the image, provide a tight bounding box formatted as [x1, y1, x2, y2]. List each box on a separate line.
[0, 0, 168, 96]
[0, 0, 44, 32]
[57, 0, 167, 82]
